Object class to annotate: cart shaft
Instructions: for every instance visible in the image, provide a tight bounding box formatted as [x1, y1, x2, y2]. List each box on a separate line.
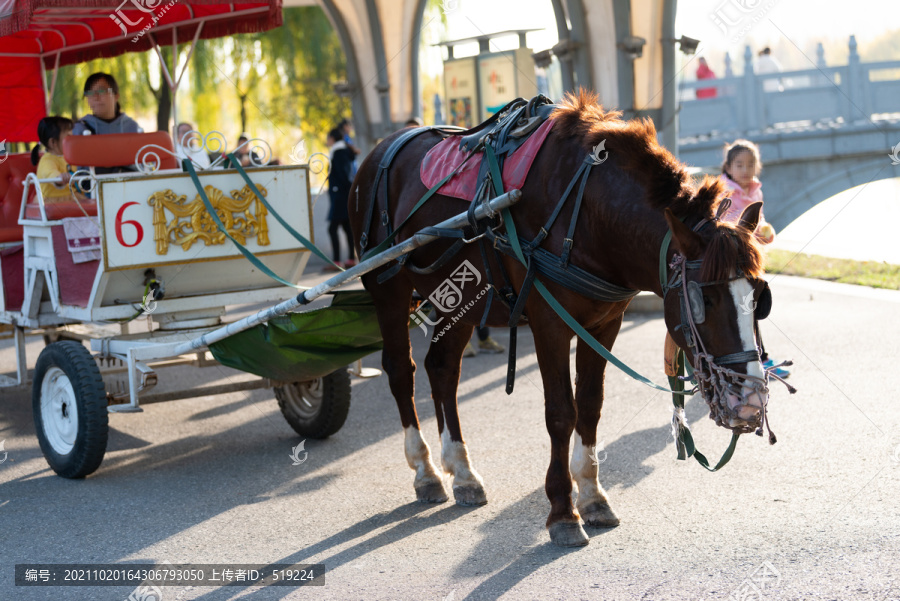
[170, 189, 522, 356]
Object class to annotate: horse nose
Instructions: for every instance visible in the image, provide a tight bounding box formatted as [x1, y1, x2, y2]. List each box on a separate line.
[726, 387, 766, 422]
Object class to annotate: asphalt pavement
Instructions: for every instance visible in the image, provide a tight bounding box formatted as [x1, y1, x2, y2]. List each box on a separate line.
[0, 272, 898, 601]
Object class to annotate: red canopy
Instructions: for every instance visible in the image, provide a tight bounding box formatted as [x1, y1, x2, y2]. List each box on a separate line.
[0, 0, 282, 142]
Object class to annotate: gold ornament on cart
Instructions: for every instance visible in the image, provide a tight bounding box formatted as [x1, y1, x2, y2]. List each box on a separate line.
[149, 184, 270, 255]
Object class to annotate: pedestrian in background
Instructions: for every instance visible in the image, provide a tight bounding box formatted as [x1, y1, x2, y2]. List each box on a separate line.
[324, 127, 356, 271]
[756, 47, 784, 92]
[337, 117, 360, 176]
[695, 57, 718, 99]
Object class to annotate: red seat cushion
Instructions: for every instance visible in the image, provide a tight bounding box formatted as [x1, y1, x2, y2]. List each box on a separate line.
[0, 153, 36, 242]
[24, 200, 98, 220]
[63, 131, 177, 170]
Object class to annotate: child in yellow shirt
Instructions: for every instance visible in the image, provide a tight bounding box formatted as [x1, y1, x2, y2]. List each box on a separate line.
[30, 117, 86, 203]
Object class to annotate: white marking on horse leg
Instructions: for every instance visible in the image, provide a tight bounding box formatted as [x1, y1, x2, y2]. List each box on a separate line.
[570, 432, 608, 509]
[403, 426, 443, 489]
[730, 279, 767, 416]
[439, 406, 485, 491]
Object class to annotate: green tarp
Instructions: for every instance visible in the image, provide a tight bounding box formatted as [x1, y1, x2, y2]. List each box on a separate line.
[209, 291, 386, 382]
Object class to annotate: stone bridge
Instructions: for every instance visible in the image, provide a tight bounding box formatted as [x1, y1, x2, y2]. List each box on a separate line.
[677, 36, 900, 230]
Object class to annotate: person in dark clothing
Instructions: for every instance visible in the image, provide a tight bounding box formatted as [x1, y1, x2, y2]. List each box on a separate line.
[324, 128, 355, 270]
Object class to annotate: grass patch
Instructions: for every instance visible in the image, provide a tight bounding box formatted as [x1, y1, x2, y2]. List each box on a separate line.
[765, 249, 900, 290]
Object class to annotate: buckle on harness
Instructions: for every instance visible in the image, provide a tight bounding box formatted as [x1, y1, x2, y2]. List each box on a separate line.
[560, 238, 574, 268]
[381, 211, 390, 226]
[360, 232, 368, 249]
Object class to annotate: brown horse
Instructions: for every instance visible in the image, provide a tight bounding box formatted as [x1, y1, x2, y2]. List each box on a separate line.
[348, 91, 769, 547]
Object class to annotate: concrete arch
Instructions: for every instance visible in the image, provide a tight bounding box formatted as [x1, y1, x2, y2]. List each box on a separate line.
[409, 0, 428, 119]
[318, 0, 374, 150]
[301, 0, 678, 150]
[364, 0, 392, 138]
[764, 158, 897, 231]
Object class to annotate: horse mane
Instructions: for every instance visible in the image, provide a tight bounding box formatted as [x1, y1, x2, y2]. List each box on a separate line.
[550, 89, 764, 280]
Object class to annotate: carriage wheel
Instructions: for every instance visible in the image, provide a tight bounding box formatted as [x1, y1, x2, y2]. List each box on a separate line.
[32, 341, 108, 479]
[275, 368, 351, 439]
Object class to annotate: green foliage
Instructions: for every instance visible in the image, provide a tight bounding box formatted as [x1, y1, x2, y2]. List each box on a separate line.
[49, 52, 158, 121]
[186, 7, 350, 160]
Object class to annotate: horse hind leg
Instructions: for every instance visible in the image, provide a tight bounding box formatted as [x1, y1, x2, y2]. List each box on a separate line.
[424, 323, 487, 506]
[369, 276, 448, 503]
[571, 321, 622, 528]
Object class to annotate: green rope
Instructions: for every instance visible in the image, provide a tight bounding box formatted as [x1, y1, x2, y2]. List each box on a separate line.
[226, 154, 342, 270]
[183, 159, 305, 290]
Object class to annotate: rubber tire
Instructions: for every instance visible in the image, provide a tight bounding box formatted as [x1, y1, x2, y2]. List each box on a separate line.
[275, 369, 351, 439]
[33, 341, 108, 479]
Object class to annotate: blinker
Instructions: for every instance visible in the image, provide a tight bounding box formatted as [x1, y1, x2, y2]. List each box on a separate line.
[755, 283, 772, 320]
[686, 280, 705, 324]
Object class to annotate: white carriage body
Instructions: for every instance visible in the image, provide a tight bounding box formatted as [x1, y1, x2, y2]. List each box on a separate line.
[1, 165, 313, 328]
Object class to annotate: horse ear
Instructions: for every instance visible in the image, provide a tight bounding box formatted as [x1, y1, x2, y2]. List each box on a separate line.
[664, 208, 702, 258]
[738, 202, 763, 232]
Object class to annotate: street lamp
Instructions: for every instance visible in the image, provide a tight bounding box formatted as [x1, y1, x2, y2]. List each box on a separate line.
[617, 36, 647, 60]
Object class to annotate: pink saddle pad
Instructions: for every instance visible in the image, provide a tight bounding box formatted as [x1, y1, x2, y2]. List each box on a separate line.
[420, 119, 554, 201]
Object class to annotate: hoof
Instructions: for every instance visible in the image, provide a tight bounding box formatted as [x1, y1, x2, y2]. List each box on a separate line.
[548, 521, 590, 547]
[453, 485, 488, 506]
[415, 481, 449, 503]
[579, 501, 620, 528]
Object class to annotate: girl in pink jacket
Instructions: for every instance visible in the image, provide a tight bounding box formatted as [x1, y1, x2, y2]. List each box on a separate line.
[718, 139, 789, 377]
[718, 139, 776, 244]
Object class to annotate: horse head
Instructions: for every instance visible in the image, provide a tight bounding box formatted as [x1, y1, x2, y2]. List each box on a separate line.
[662, 201, 773, 436]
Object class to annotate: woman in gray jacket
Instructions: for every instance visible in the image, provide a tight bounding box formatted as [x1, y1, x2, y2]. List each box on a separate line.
[72, 72, 142, 137]
[72, 72, 143, 174]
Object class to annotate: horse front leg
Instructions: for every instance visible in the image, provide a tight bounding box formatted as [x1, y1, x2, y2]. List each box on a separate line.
[571, 316, 624, 528]
[530, 310, 589, 547]
[369, 277, 448, 503]
[424, 322, 487, 506]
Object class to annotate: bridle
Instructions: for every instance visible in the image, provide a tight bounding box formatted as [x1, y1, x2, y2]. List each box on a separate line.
[661, 215, 790, 443]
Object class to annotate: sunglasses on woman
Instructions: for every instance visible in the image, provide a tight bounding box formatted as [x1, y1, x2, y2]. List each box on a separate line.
[84, 88, 114, 98]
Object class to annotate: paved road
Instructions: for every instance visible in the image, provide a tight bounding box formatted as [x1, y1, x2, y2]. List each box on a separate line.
[0, 273, 898, 601]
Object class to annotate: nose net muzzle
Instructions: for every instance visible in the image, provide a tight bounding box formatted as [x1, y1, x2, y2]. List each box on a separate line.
[669, 254, 794, 444]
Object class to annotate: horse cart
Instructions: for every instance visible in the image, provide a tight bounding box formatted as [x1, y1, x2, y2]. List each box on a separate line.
[0, 0, 498, 479]
[0, 116, 526, 479]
